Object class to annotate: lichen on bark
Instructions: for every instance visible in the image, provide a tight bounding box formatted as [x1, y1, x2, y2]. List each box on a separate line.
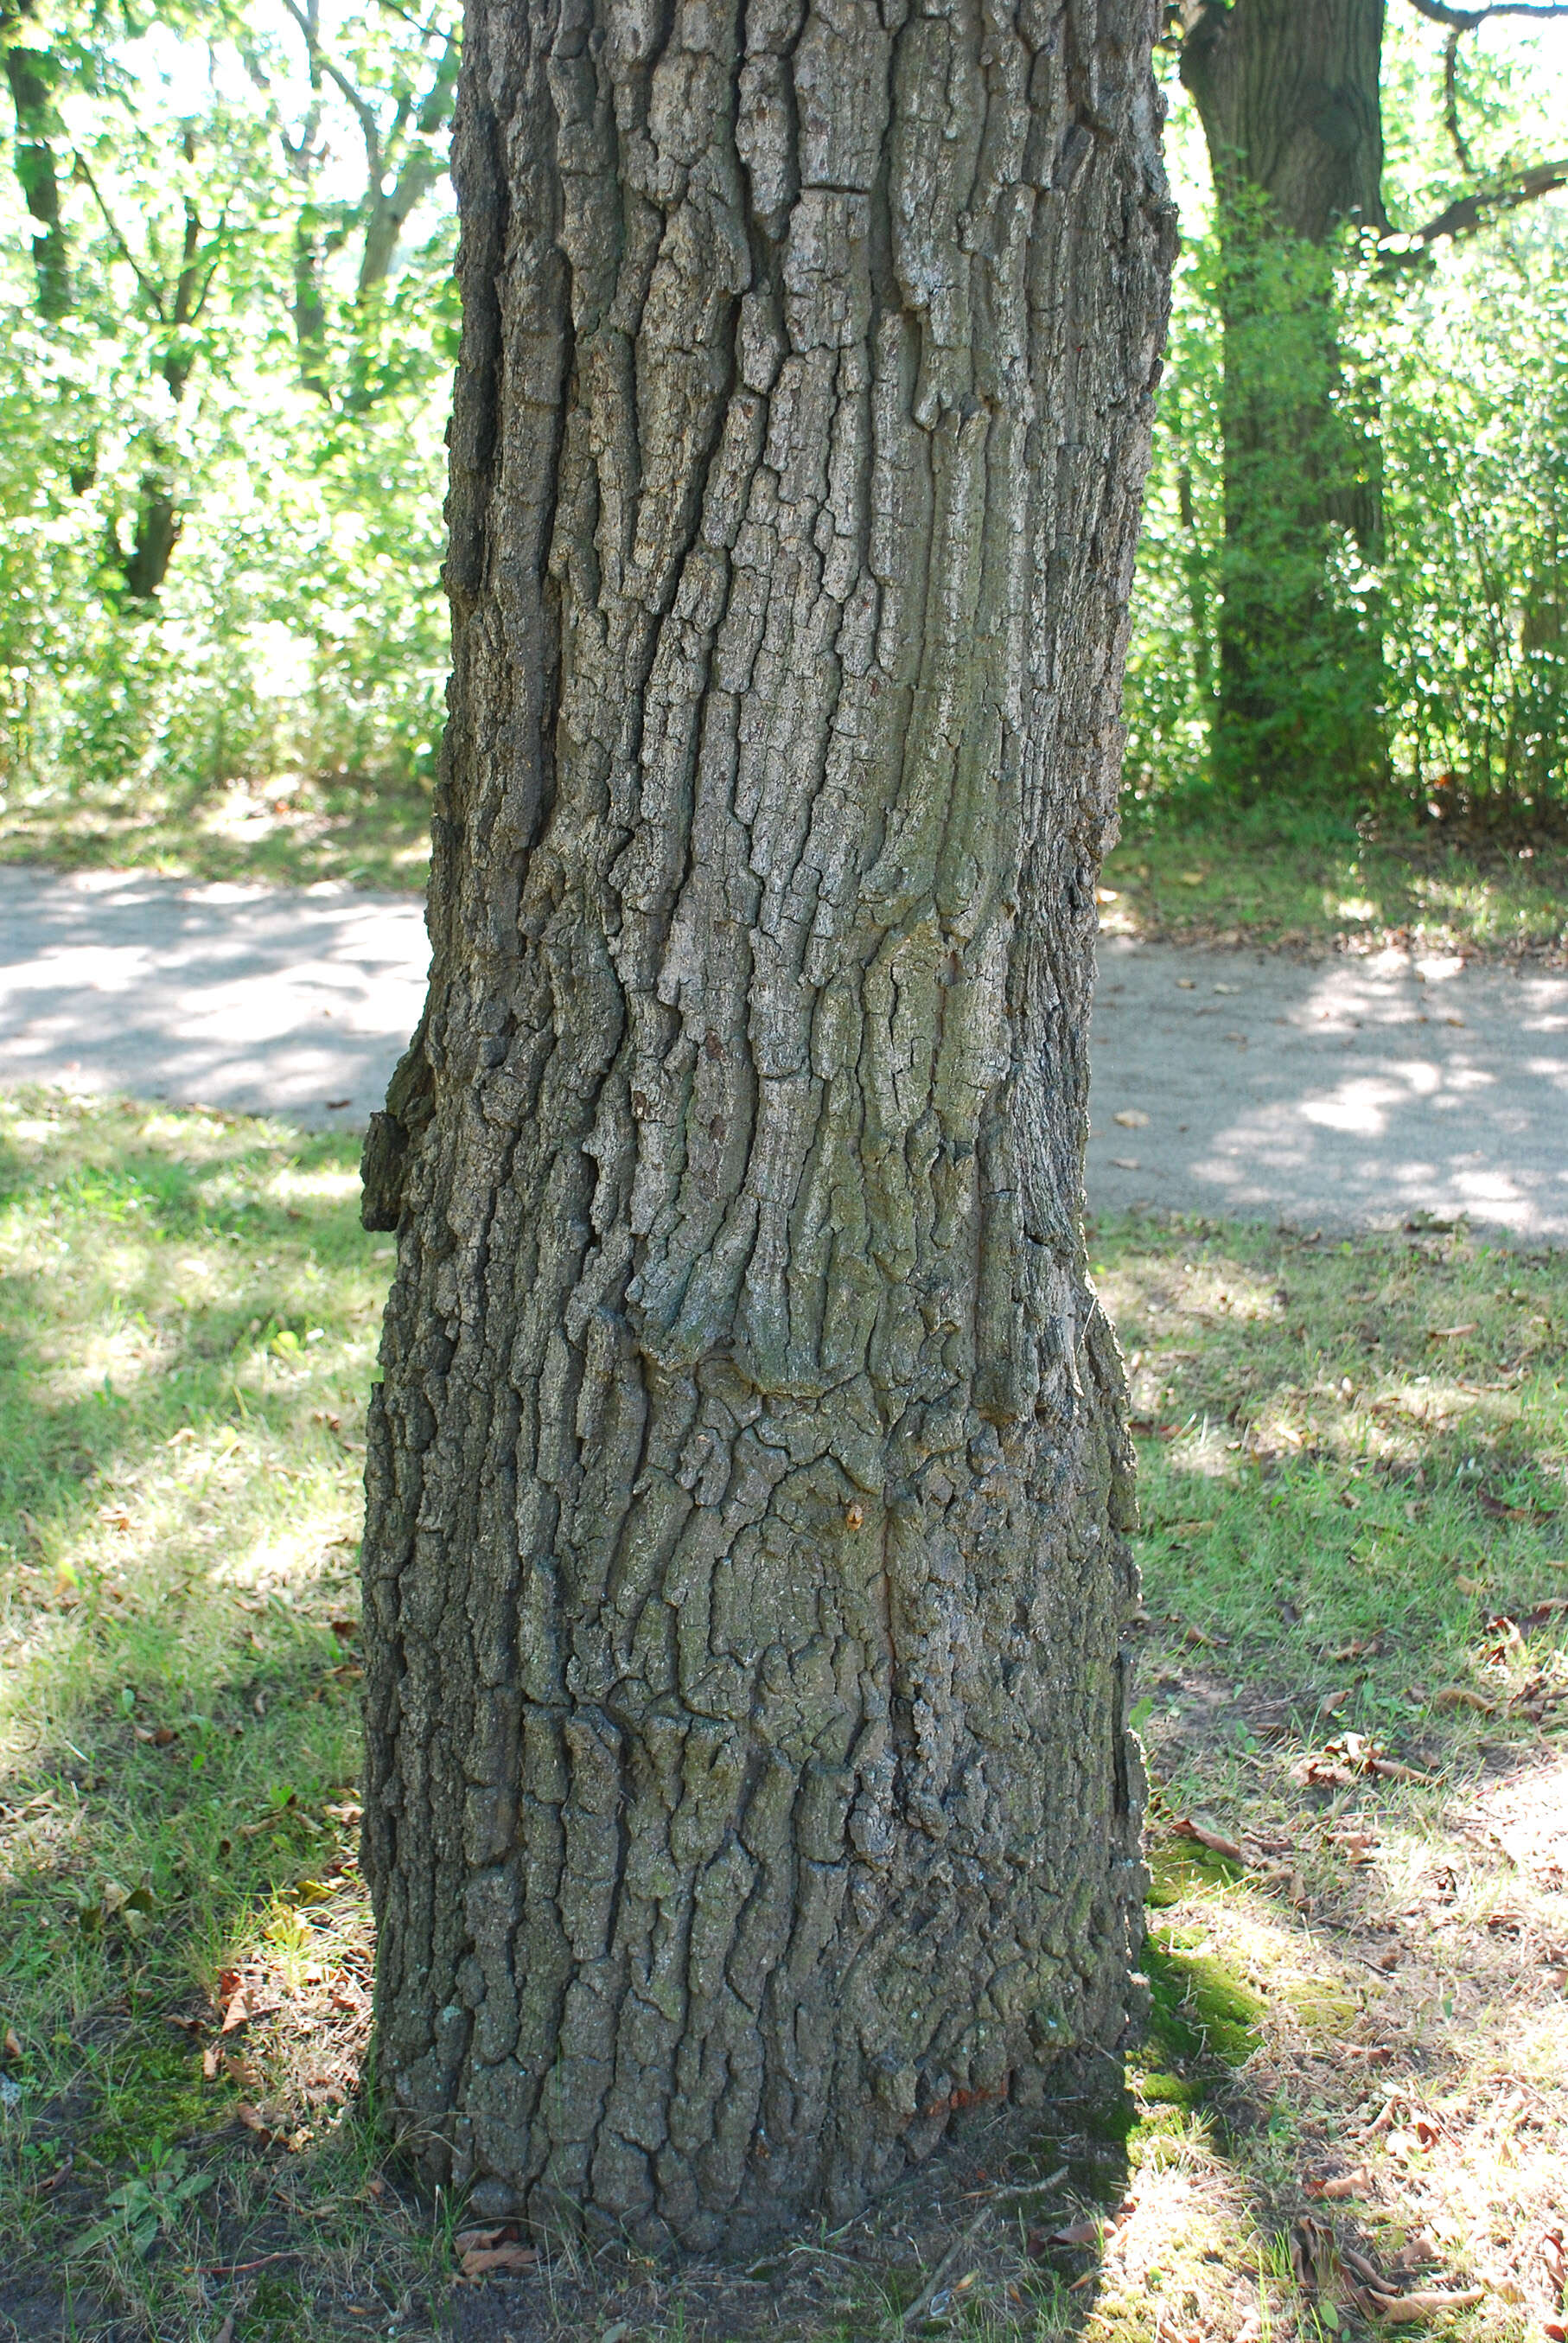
[361, 0, 1175, 2252]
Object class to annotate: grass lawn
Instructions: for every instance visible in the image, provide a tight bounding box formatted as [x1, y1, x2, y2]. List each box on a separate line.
[1, 1093, 1565, 2341]
[0, 774, 434, 898]
[1100, 805, 1568, 963]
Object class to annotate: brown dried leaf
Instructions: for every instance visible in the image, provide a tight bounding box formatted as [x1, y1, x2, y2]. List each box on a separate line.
[453, 2226, 507, 2255]
[460, 2244, 539, 2277]
[1366, 2290, 1483, 2322]
[221, 1989, 250, 2033]
[1310, 2166, 1374, 2200]
[1048, 2219, 1102, 2248]
[1434, 1688, 1495, 1714]
[1290, 2216, 1337, 2292]
[1170, 1816, 1244, 1863]
[2, 2026, 21, 2060]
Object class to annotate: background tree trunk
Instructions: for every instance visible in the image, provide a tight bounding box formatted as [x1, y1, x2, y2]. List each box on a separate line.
[1181, 0, 1386, 798]
[361, 0, 1173, 2253]
[3, 2, 69, 319]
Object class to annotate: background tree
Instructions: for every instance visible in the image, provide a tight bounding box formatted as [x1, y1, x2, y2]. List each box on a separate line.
[2, 0, 70, 316]
[359, 0, 1174, 2250]
[1168, 0, 1568, 802]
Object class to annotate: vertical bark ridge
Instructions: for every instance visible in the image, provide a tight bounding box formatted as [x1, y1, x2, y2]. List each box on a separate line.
[364, 0, 1174, 2251]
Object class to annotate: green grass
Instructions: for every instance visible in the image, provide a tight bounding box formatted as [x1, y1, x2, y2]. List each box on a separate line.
[1101, 800, 1568, 961]
[10, 774, 1565, 966]
[1, 1095, 1565, 2340]
[0, 769, 433, 895]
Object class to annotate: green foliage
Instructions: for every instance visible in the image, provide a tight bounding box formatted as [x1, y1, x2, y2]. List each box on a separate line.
[1376, 225, 1568, 812]
[72, 2146, 214, 2259]
[0, 0, 456, 828]
[1128, 29, 1568, 820]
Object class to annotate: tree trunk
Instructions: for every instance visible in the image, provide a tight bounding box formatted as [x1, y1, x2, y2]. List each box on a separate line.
[1181, 0, 1386, 798]
[3, 6, 68, 319]
[360, 0, 1173, 2255]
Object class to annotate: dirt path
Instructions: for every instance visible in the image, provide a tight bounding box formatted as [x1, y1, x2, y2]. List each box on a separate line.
[0, 865, 427, 1132]
[1089, 934, 1568, 1243]
[3, 865, 1565, 1240]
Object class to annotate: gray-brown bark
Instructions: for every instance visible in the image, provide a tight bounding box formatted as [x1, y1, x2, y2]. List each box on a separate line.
[361, 0, 1174, 2252]
[1180, 0, 1386, 242]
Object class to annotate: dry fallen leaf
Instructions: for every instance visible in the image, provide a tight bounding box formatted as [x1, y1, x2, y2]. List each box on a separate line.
[454, 2225, 506, 2253]
[1366, 2289, 1483, 2322]
[1046, 2219, 1101, 2249]
[1292, 1733, 1431, 1789]
[221, 1989, 250, 2033]
[1311, 2165, 1374, 2200]
[2, 2026, 21, 2060]
[1435, 1687, 1494, 1714]
[1290, 2215, 1337, 2292]
[460, 2244, 539, 2277]
[1170, 1816, 1244, 1863]
[1113, 1109, 1150, 1128]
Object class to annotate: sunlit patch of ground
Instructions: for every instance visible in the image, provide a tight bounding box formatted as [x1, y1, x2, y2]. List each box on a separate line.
[3, 1108, 1567, 2340]
[1100, 820, 1568, 964]
[0, 769, 434, 896]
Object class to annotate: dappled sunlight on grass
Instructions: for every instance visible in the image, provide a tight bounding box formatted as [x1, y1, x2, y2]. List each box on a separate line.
[2, 1103, 1565, 2339]
[1102, 816, 1568, 961]
[0, 1089, 423, 2331]
[0, 770, 434, 897]
[1084, 1207, 1568, 2343]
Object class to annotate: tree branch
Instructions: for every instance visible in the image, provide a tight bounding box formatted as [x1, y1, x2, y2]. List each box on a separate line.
[1386, 150, 1568, 254]
[72, 150, 166, 317]
[1405, 0, 1568, 29]
[1442, 29, 1479, 174]
[278, 0, 383, 184]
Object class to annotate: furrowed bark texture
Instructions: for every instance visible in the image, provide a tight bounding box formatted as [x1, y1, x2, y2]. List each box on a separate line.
[362, 0, 1173, 2251]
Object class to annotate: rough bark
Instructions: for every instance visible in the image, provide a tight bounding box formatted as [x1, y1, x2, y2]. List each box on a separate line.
[361, 0, 1174, 2253]
[1181, 0, 1386, 796]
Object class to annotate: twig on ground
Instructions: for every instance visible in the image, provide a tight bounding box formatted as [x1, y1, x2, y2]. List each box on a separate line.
[895, 2169, 1067, 2335]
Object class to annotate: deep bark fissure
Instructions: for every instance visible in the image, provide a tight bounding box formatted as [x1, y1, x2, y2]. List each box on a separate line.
[364, 0, 1174, 2253]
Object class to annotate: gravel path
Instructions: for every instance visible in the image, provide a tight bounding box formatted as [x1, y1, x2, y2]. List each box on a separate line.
[3, 865, 1565, 1242]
